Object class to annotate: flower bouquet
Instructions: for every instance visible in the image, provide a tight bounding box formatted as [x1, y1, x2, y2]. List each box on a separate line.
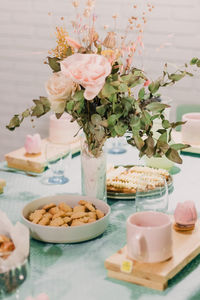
[6, 0, 200, 199]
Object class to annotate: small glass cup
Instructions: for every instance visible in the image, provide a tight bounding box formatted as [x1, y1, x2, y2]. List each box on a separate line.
[135, 176, 169, 213]
[43, 142, 71, 185]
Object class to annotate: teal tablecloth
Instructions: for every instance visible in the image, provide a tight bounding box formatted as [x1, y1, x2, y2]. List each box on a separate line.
[1, 146, 200, 300]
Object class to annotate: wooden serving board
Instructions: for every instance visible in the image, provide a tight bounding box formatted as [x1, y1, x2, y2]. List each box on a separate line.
[5, 138, 81, 173]
[105, 219, 200, 291]
[0, 179, 6, 194]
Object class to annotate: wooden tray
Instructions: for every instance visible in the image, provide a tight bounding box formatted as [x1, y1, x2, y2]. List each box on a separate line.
[5, 137, 81, 173]
[0, 179, 6, 194]
[105, 219, 200, 291]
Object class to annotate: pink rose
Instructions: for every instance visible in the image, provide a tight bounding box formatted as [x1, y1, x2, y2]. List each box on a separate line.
[60, 53, 111, 100]
[45, 71, 77, 113]
[24, 133, 42, 154]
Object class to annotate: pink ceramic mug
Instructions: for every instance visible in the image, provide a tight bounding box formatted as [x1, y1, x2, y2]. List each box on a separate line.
[127, 211, 173, 263]
[182, 113, 200, 145]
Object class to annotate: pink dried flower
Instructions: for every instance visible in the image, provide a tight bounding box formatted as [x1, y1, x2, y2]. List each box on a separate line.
[103, 32, 116, 49]
[72, 1, 79, 8]
[144, 80, 150, 86]
[66, 36, 81, 49]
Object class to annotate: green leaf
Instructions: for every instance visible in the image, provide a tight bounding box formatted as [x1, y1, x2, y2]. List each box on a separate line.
[190, 57, 198, 65]
[96, 105, 107, 116]
[148, 81, 160, 94]
[6, 115, 21, 130]
[130, 116, 140, 131]
[168, 72, 186, 81]
[91, 114, 102, 125]
[101, 83, 116, 98]
[119, 83, 128, 93]
[133, 133, 144, 150]
[165, 148, 182, 164]
[95, 126, 105, 141]
[162, 119, 170, 129]
[197, 60, 200, 68]
[146, 102, 169, 113]
[158, 131, 167, 143]
[108, 114, 117, 126]
[114, 122, 128, 136]
[145, 136, 155, 157]
[170, 143, 190, 151]
[142, 111, 152, 126]
[47, 57, 61, 72]
[138, 87, 145, 99]
[156, 140, 170, 154]
[31, 103, 44, 117]
[73, 90, 84, 101]
[171, 120, 186, 129]
[66, 101, 74, 111]
[22, 109, 30, 118]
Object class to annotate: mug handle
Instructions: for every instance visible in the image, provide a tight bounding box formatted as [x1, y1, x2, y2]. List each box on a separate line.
[131, 234, 145, 260]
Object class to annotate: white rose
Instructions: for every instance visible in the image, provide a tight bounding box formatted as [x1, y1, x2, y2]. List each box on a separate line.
[45, 71, 77, 113]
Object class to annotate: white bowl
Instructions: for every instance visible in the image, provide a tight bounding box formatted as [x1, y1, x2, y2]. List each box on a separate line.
[21, 194, 110, 243]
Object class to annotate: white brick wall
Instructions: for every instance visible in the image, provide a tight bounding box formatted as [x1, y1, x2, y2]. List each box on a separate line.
[0, 0, 200, 160]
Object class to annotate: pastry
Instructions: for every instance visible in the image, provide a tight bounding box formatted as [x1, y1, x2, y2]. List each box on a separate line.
[174, 201, 197, 231]
[0, 235, 15, 259]
[107, 165, 170, 193]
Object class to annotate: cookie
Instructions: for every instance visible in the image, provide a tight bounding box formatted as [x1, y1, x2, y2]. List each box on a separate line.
[85, 203, 96, 212]
[73, 205, 85, 213]
[49, 207, 60, 215]
[71, 212, 87, 219]
[96, 209, 104, 219]
[63, 216, 72, 224]
[52, 210, 66, 220]
[58, 202, 72, 213]
[50, 217, 64, 227]
[174, 223, 195, 232]
[38, 216, 50, 226]
[87, 212, 97, 220]
[71, 219, 85, 226]
[43, 203, 56, 211]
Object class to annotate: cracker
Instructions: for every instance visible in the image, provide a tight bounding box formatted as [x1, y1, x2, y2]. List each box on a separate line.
[58, 202, 72, 213]
[71, 212, 86, 220]
[71, 219, 85, 226]
[96, 209, 104, 219]
[85, 203, 96, 212]
[38, 216, 50, 226]
[73, 205, 85, 213]
[49, 207, 60, 215]
[43, 203, 56, 211]
[52, 210, 66, 220]
[50, 217, 64, 227]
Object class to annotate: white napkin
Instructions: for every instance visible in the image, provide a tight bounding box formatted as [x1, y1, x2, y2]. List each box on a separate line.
[0, 210, 30, 273]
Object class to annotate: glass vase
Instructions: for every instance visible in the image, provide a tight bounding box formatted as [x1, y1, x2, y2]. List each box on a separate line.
[81, 142, 107, 202]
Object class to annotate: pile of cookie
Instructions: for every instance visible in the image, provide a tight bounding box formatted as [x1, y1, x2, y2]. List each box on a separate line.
[27, 200, 105, 227]
[0, 235, 15, 259]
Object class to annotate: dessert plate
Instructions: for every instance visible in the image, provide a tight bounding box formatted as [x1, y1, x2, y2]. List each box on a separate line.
[107, 165, 173, 200]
